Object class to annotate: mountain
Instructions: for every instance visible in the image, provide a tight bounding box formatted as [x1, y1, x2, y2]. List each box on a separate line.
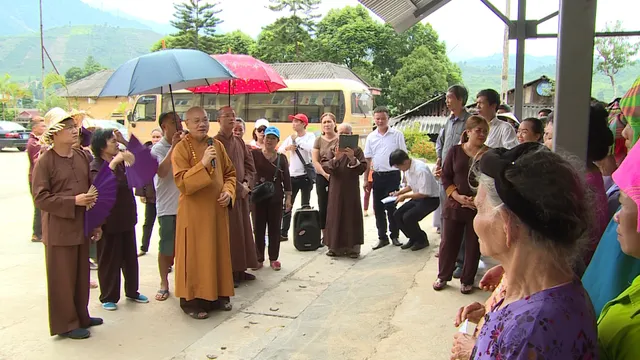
[458, 54, 640, 102]
[0, 25, 162, 79]
[0, 0, 167, 36]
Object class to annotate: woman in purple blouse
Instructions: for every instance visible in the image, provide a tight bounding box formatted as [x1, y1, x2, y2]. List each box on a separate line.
[452, 142, 598, 360]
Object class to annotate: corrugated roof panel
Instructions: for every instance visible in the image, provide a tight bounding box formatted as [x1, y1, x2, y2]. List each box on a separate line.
[358, 0, 452, 32]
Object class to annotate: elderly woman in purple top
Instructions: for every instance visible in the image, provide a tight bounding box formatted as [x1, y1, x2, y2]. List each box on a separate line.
[451, 142, 598, 360]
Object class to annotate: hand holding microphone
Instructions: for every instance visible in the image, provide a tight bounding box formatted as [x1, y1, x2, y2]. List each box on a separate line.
[202, 138, 217, 169]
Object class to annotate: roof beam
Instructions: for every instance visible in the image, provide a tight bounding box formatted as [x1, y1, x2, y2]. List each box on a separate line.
[536, 11, 558, 25]
[479, 0, 511, 26]
[535, 30, 640, 38]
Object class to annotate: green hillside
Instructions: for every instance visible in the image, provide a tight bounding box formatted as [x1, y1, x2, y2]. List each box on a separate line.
[459, 55, 640, 103]
[0, 25, 162, 80]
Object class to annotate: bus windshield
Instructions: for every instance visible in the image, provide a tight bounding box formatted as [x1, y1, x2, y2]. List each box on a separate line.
[351, 92, 373, 116]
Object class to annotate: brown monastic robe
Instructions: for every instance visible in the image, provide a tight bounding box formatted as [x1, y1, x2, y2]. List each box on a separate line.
[172, 135, 236, 306]
[31, 148, 92, 335]
[322, 148, 368, 253]
[215, 131, 258, 272]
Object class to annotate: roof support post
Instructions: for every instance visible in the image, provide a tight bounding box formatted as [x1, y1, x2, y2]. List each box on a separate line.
[553, 0, 597, 161]
[513, 0, 526, 120]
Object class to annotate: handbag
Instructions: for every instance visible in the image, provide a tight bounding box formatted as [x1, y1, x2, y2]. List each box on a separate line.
[251, 153, 281, 204]
[295, 147, 317, 184]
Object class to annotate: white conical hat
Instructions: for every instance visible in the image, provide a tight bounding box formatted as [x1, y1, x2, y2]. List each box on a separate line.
[41, 107, 73, 145]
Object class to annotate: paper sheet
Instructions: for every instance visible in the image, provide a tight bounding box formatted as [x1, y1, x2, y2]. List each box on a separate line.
[381, 196, 397, 204]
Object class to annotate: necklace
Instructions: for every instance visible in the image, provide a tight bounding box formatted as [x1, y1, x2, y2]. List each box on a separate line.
[186, 134, 214, 175]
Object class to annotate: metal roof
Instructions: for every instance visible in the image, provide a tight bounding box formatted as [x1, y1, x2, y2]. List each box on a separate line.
[358, 0, 452, 32]
[57, 70, 115, 98]
[391, 115, 448, 135]
[59, 62, 370, 98]
[270, 62, 371, 87]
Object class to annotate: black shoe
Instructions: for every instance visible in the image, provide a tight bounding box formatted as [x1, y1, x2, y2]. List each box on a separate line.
[60, 328, 90, 340]
[453, 266, 463, 279]
[391, 237, 402, 246]
[411, 242, 428, 251]
[373, 239, 390, 250]
[400, 240, 415, 250]
[421, 231, 430, 247]
[280, 236, 289, 242]
[88, 317, 103, 327]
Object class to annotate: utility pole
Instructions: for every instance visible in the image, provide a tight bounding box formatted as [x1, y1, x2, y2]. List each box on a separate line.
[500, 0, 511, 103]
[40, 0, 46, 104]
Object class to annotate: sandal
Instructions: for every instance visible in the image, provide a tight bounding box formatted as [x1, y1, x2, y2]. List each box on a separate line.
[460, 284, 474, 294]
[219, 297, 233, 311]
[155, 289, 170, 301]
[432, 278, 448, 291]
[326, 250, 337, 257]
[188, 311, 209, 319]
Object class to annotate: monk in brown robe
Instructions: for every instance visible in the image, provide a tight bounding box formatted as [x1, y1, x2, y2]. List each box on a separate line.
[215, 106, 259, 283]
[172, 106, 236, 319]
[32, 107, 104, 339]
[323, 123, 367, 258]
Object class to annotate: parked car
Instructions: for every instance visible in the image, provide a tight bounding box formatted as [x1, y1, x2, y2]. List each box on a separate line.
[0, 121, 29, 151]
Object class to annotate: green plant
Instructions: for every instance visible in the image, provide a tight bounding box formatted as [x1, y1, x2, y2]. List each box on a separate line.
[410, 138, 437, 163]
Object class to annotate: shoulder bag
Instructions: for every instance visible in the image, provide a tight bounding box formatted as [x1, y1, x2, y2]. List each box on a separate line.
[295, 147, 317, 184]
[251, 153, 281, 204]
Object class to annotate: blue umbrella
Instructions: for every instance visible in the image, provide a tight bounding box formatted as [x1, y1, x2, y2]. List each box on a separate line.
[99, 49, 237, 97]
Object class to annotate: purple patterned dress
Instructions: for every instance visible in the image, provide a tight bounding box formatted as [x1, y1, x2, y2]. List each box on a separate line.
[472, 279, 598, 359]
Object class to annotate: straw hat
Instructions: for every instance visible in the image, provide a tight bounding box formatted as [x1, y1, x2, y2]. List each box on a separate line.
[41, 107, 73, 145]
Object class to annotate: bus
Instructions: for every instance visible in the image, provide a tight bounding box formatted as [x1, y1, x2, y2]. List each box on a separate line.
[126, 78, 375, 143]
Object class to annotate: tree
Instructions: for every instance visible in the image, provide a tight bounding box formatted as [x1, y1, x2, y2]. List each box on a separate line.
[594, 21, 640, 97]
[0, 74, 32, 120]
[314, 6, 381, 69]
[253, 17, 313, 63]
[210, 31, 256, 55]
[388, 46, 452, 113]
[42, 72, 74, 110]
[170, 0, 223, 52]
[151, 36, 178, 52]
[265, 0, 320, 60]
[64, 56, 105, 83]
[65, 67, 85, 83]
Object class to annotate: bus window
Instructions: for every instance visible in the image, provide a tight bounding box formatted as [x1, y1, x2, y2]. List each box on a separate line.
[351, 92, 373, 116]
[162, 93, 201, 120]
[297, 91, 344, 123]
[203, 94, 246, 121]
[247, 92, 295, 122]
[133, 96, 157, 122]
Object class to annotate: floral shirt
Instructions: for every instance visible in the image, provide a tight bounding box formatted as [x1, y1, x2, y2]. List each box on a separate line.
[472, 279, 598, 360]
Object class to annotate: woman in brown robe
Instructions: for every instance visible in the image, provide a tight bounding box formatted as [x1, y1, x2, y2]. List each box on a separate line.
[172, 106, 237, 319]
[90, 128, 148, 310]
[323, 124, 367, 258]
[312, 113, 339, 241]
[250, 126, 292, 271]
[32, 108, 103, 339]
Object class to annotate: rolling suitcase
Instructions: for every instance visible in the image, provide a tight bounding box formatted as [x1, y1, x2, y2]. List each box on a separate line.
[293, 205, 322, 251]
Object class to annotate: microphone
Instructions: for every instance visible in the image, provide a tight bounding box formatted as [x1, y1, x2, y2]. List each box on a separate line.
[207, 138, 216, 168]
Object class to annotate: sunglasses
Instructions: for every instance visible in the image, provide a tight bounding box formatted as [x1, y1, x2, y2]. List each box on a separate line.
[256, 127, 266, 133]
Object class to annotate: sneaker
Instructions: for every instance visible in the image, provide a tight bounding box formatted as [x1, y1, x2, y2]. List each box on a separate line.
[102, 302, 117, 311]
[89, 259, 98, 270]
[127, 294, 149, 303]
[137, 250, 147, 257]
[270, 261, 281, 271]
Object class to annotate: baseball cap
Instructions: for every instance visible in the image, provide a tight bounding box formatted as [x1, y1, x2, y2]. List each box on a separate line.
[264, 126, 281, 140]
[255, 118, 270, 129]
[288, 113, 309, 126]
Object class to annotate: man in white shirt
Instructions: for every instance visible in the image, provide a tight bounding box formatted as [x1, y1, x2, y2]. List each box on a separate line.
[279, 113, 317, 242]
[364, 106, 408, 250]
[389, 149, 440, 251]
[477, 89, 519, 149]
[150, 112, 183, 301]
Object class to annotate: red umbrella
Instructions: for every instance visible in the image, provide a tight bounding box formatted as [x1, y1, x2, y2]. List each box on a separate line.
[188, 54, 287, 97]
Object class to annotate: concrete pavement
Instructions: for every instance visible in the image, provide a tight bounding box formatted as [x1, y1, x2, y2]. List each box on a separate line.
[0, 150, 488, 360]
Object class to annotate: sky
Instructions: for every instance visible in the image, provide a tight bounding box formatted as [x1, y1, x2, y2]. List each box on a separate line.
[82, 0, 639, 61]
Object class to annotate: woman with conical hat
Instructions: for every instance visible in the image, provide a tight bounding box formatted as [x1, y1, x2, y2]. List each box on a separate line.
[31, 107, 105, 339]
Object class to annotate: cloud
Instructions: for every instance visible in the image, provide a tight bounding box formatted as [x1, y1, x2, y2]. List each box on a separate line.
[82, 0, 639, 60]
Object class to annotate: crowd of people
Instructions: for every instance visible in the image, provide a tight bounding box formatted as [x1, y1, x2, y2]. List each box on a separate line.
[24, 77, 640, 359]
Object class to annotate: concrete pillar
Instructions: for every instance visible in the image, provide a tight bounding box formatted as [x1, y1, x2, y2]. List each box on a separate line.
[553, 0, 597, 161]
